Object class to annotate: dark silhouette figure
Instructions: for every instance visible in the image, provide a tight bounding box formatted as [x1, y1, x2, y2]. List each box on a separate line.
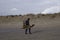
[23, 18, 32, 34]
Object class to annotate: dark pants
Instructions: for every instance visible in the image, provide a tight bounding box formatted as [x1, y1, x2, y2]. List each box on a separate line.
[25, 28, 31, 34]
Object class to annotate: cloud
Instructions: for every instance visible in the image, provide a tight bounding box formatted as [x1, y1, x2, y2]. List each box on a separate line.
[0, 0, 60, 16]
[41, 6, 60, 14]
[10, 8, 18, 11]
[7, 8, 21, 15]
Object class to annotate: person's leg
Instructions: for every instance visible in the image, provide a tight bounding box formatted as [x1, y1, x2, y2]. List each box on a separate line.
[25, 29, 28, 34]
[29, 28, 32, 34]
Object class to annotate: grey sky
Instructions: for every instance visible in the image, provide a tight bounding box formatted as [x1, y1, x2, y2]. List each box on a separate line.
[0, 0, 60, 16]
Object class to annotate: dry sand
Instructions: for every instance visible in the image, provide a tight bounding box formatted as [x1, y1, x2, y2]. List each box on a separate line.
[0, 15, 60, 40]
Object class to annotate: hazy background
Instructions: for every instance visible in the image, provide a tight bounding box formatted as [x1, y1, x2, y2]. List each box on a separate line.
[0, 0, 60, 16]
[0, 0, 60, 40]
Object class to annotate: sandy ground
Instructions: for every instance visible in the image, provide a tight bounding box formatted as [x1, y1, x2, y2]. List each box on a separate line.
[0, 18, 60, 40]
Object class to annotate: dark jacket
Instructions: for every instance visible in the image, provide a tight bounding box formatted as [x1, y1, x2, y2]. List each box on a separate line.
[25, 20, 29, 25]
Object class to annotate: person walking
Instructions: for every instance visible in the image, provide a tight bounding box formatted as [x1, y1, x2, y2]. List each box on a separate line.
[23, 18, 32, 34]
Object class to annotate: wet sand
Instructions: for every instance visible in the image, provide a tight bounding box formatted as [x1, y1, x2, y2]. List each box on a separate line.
[0, 18, 60, 40]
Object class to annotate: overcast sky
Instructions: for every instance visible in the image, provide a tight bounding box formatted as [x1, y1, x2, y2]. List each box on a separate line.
[0, 0, 60, 16]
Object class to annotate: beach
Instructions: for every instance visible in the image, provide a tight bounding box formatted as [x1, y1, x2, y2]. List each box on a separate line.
[0, 14, 60, 40]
